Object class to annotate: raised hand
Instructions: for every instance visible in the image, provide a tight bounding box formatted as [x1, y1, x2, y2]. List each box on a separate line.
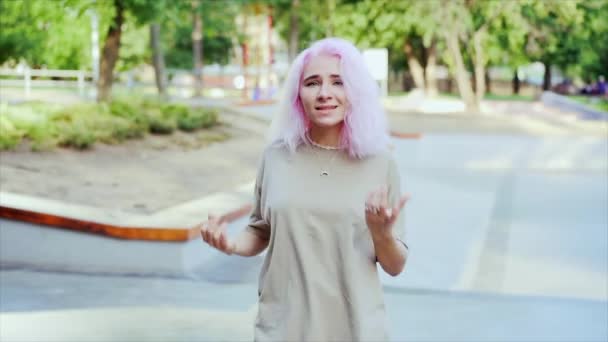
[197, 214, 236, 255]
[365, 185, 410, 237]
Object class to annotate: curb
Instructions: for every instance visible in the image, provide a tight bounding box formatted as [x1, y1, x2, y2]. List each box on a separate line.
[0, 203, 252, 242]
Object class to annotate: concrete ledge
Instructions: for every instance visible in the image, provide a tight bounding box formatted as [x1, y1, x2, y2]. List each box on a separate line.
[0, 181, 254, 237]
[0, 218, 258, 278]
[0, 204, 251, 242]
[0, 181, 255, 276]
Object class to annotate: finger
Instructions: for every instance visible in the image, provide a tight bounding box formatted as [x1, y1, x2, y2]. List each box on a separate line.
[369, 190, 378, 214]
[218, 229, 232, 254]
[199, 221, 209, 242]
[211, 225, 222, 248]
[371, 188, 382, 214]
[380, 185, 388, 208]
[365, 191, 375, 214]
[397, 194, 410, 211]
[368, 189, 376, 209]
[389, 194, 411, 225]
[212, 222, 228, 249]
[379, 186, 390, 219]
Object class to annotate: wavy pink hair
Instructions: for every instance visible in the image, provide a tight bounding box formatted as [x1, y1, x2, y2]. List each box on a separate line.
[268, 38, 389, 159]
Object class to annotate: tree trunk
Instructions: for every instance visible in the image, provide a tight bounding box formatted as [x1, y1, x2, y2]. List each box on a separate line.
[542, 61, 551, 91]
[403, 40, 425, 91]
[512, 69, 520, 94]
[96, 0, 124, 102]
[473, 31, 486, 107]
[150, 23, 167, 98]
[288, 0, 299, 62]
[445, 30, 478, 113]
[485, 69, 491, 94]
[192, 0, 203, 97]
[424, 38, 438, 97]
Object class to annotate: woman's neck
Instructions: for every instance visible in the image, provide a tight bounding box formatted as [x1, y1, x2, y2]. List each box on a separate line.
[308, 125, 342, 148]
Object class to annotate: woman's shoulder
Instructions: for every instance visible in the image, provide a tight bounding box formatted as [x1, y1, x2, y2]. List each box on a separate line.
[258, 140, 290, 164]
[362, 146, 397, 166]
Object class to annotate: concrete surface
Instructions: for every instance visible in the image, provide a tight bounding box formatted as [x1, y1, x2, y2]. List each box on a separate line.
[1, 97, 607, 341]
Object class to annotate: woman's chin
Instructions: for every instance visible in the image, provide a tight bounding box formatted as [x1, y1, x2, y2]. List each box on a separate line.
[311, 116, 345, 128]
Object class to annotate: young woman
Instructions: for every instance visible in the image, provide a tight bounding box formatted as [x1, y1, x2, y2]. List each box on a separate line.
[200, 37, 410, 341]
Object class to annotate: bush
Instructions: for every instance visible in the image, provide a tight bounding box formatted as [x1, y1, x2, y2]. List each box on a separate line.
[0, 116, 24, 150]
[57, 120, 96, 149]
[0, 99, 219, 151]
[27, 124, 59, 151]
[148, 111, 177, 134]
[174, 106, 219, 132]
[108, 100, 148, 139]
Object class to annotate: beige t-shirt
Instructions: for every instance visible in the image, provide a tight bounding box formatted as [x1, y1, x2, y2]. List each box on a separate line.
[247, 142, 406, 341]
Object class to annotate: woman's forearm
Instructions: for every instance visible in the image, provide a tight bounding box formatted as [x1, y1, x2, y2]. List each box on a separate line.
[233, 229, 269, 257]
[372, 233, 408, 276]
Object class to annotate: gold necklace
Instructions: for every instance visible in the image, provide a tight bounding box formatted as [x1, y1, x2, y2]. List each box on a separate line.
[306, 138, 340, 176]
[305, 133, 344, 176]
[306, 134, 341, 150]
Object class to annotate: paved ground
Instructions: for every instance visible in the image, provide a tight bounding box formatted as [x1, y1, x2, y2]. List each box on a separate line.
[0, 124, 264, 214]
[1, 93, 607, 341]
[1, 269, 606, 342]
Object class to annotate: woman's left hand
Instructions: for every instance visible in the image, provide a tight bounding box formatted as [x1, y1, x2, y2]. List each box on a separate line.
[365, 185, 410, 238]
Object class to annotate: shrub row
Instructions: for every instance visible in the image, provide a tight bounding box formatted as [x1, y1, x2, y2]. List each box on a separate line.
[0, 98, 218, 151]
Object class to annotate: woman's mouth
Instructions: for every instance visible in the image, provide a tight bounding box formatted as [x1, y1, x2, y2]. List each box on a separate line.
[315, 105, 338, 111]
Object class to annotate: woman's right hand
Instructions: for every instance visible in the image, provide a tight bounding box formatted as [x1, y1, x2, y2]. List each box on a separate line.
[198, 215, 236, 255]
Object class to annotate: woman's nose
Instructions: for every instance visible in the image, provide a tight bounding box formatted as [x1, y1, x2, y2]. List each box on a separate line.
[317, 83, 332, 99]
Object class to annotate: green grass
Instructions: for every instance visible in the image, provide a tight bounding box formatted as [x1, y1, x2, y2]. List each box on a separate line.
[439, 92, 534, 101]
[568, 95, 608, 113]
[483, 93, 535, 101]
[0, 98, 220, 151]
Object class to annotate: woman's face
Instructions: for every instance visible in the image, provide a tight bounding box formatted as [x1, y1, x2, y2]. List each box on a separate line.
[299, 54, 348, 129]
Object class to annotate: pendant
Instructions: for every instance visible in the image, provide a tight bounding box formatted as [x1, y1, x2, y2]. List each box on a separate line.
[321, 170, 329, 176]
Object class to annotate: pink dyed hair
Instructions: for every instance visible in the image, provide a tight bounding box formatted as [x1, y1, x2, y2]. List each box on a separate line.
[268, 37, 389, 159]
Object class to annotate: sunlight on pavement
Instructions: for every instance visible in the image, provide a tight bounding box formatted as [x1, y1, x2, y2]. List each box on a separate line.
[0, 305, 258, 342]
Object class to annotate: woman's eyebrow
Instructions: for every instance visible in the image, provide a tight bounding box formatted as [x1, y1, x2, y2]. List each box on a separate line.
[303, 75, 320, 82]
[303, 74, 342, 82]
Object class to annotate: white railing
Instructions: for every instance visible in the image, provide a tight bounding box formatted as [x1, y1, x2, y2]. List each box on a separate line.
[0, 67, 93, 98]
[0, 64, 288, 100]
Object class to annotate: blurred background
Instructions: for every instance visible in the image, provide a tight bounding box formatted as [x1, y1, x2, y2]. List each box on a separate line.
[0, 0, 607, 341]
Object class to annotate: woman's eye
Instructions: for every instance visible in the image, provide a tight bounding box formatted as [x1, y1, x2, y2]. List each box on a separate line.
[305, 81, 319, 87]
[333, 81, 343, 86]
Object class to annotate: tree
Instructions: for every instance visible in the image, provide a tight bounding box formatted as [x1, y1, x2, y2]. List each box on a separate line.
[272, 0, 337, 56]
[577, 0, 608, 82]
[288, 0, 300, 62]
[94, 0, 169, 102]
[519, 0, 586, 91]
[150, 23, 167, 97]
[0, 0, 100, 69]
[437, 0, 516, 113]
[333, 0, 442, 96]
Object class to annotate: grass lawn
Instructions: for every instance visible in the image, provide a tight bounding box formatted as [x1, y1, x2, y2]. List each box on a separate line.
[439, 92, 535, 101]
[568, 95, 608, 113]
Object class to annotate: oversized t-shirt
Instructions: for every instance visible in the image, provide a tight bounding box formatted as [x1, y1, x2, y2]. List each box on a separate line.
[247, 142, 407, 341]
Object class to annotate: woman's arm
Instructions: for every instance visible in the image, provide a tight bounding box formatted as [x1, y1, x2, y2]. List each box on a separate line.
[371, 233, 408, 276]
[365, 184, 410, 277]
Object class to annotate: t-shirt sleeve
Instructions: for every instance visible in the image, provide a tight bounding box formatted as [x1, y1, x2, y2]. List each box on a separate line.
[246, 152, 270, 240]
[387, 156, 408, 250]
